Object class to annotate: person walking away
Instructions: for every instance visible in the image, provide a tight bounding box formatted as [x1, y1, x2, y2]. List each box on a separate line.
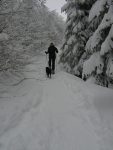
[45, 43, 58, 74]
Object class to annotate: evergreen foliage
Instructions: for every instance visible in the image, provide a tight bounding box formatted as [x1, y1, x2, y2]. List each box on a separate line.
[60, 0, 113, 87]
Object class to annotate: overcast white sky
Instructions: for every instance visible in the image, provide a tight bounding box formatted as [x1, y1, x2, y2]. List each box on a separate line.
[46, 0, 66, 20]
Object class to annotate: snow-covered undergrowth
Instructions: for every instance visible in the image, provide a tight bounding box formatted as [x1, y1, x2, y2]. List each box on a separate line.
[0, 55, 113, 150]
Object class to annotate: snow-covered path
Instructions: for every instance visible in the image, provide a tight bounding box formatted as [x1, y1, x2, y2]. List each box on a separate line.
[0, 55, 113, 150]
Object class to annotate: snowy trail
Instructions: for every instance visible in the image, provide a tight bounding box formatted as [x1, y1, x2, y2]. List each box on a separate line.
[0, 55, 113, 150]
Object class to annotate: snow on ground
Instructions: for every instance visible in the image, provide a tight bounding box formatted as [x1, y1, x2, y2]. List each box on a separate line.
[0, 54, 113, 150]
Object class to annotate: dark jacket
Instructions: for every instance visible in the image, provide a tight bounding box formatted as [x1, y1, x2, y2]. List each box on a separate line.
[46, 45, 58, 59]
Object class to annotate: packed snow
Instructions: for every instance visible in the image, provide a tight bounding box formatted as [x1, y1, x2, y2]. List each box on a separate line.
[0, 54, 113, 150]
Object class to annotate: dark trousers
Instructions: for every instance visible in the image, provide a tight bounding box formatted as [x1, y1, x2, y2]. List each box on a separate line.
[49, 57, 55, 71]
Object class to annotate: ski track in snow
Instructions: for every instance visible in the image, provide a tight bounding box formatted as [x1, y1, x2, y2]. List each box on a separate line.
[0, 55, 113, 150]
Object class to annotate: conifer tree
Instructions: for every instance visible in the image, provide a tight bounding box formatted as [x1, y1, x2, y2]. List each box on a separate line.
[60, 0, 113, 87]
[60, 0, 96, 76]
[83, 0, 113, 86]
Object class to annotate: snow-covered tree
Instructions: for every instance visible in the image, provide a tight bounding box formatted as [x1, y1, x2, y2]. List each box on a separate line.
[0, 0, 64, 72]
[60, 0, 96, 77]
[60, 0, 113, 87]
[83, 0, 113, 86]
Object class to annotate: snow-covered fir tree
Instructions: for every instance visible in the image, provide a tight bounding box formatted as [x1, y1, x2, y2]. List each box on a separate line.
[60, 0, 96, 77]
[60, 0, 113, 87]
[83, 0, 113, 86]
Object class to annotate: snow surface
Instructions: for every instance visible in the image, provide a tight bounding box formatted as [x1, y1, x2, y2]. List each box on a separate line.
[0, 54, 113, 150]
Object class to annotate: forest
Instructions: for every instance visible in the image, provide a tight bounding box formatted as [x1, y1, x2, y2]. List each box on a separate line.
[0, 0, 64, 73]
[0, 0, 113, 88]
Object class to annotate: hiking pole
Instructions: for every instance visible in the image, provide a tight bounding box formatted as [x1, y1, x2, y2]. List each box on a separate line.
[45, 52, 48, 66]
[56, 54, 58, 73]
